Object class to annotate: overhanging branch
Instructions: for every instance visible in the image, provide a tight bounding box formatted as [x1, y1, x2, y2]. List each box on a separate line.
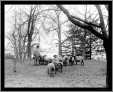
[71, 15, 100, 28]
[95, 5, 108, 39]
[57, 5, 106, 40]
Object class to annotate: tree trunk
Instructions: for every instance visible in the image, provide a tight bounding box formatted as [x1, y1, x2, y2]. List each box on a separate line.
[89, 34, 92, 60]
[72, 38, 74, 56]
[58, 19, 62, 56]
[81, 41, 85, 59]
[103, 39, 112, 88]
[13, 59, 17, 72]
[89, 44, 92, 60]
[58, 36, 62, 56]
[27, 34, 32, 60]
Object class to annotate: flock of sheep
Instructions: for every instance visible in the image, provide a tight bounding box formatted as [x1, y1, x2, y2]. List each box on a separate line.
[33, 54, 84, 77]
[32, 45, 84, 77]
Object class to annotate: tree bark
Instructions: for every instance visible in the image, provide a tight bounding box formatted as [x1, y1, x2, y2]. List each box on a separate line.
[27, 9, 35, 60]
[13, 59, 17, 72]
[103, 39, 112, 88]
[57, 12, 62, 56]
[58, 26, 62, 56]
[72, 38, 74, 56]
[27, 34, 32, 60]
[89, 34, 92, 60]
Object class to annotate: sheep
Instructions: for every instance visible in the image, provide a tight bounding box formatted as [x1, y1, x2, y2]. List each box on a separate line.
[52, 55, 63, 73]
[69, 56, 75, 66]
[62, 55, 69, 66]
[57, 56, 63, 72]
[47, 62, 56, 77]
[75, 56, 84, 65]
[57, 62, 63, 72]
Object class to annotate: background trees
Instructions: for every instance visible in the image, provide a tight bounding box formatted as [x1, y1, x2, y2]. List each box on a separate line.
[6, 5, 109, 61]
[57, 4, 110, 88]
[57, 5, 109, 60]
[6, 10, 28, 71]
[41, 6, 69, 56]
[61, 5, 100, 60]
[4, 4, 111, 88]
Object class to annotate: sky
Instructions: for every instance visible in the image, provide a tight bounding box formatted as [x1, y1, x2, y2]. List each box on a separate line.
[5, 5, 107, 58]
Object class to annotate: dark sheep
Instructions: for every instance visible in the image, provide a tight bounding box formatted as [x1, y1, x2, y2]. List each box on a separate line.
[69, 56, 74, 66]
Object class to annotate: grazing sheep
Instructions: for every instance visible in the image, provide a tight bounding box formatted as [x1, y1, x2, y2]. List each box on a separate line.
[57, 62, 63, 72]
[75, 56, 84, 65]
[58, 56, 63, 72]
[53, 62, 59, 72]
[69, 56, 75, 66]
[39, 56, 45, 65]
[52, 55, 63, 73]
[47, 62, 56, 77]
[58, 55, 63, 62]
[52, 62, 63, 73]
[63, 55, 69, 66]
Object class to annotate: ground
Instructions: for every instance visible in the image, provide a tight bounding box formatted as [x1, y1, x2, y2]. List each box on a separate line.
[5, 59, 106, 88]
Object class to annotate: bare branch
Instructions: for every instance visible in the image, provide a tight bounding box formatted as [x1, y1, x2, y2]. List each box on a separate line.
[57, 5, 105, 40]
[71, 15, 100, 28]
[95, 5, 108, 39]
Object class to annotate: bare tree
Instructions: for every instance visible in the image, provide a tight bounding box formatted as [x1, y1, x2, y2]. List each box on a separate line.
[25, 5, 43, 60]
[41, 6, 68, 56]
[25, 5, 56, 60]
[8, 31, 25, 71]
[26, 6, 36, 60]
[6, 9, 29, 71]
[56, 10, 62, 56]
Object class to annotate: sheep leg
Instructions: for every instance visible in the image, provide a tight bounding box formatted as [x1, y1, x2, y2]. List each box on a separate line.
[81, 60, 84, 65]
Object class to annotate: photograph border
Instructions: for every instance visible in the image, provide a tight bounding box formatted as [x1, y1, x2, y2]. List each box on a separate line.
[1, 0, 112, 91]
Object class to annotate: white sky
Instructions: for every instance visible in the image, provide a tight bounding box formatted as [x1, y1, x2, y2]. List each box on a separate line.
[5, 5, 107, 57]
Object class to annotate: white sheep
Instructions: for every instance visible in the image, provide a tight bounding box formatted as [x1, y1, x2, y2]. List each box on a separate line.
[47, 62, 56, 77]
[76, 56, 84, 65]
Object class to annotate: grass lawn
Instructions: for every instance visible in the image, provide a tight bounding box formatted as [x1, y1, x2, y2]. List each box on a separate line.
[5, 59, 106, 88]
